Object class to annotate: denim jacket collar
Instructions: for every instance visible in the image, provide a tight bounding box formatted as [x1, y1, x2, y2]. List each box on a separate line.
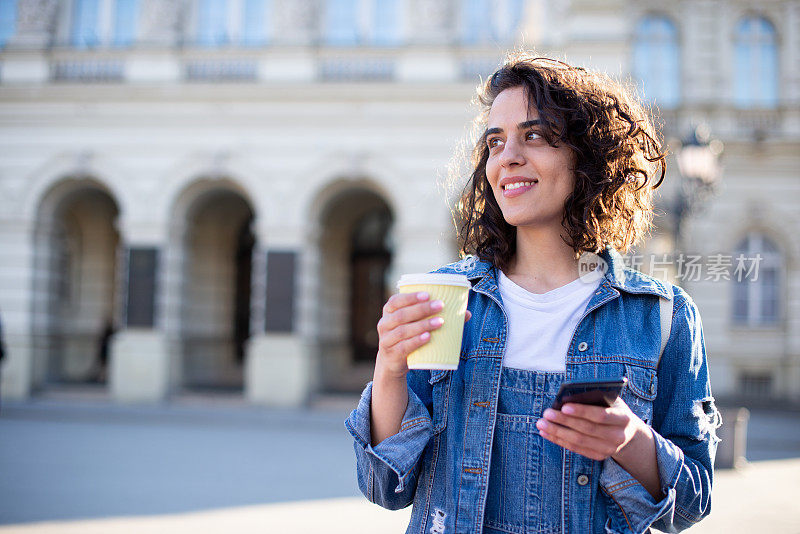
[453, 245, 673, 301]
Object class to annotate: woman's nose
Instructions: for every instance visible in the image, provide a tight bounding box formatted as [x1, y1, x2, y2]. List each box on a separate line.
[499, 138, 525, 167]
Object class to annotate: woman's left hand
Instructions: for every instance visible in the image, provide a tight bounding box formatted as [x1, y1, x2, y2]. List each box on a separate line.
[535, 398, 647, 462]
[537, 398, 663, 498]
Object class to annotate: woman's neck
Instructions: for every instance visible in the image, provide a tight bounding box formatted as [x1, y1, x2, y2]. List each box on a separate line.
[504, 227, 582, 294]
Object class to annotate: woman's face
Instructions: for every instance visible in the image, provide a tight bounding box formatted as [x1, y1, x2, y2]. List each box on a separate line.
[485, 86, 576, 231]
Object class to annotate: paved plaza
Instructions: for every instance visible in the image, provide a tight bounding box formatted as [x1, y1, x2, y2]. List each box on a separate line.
[0, 390, 799, 533]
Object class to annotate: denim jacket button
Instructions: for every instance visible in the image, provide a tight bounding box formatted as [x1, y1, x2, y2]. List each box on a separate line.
[577, 474, 589, 486]
[578, 342, 588, 352]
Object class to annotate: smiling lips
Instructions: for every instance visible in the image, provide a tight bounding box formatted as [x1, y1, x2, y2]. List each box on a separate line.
[500, 177, 538, 198]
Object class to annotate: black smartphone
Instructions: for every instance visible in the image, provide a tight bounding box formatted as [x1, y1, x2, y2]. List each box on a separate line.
[551, 377, 627, 410]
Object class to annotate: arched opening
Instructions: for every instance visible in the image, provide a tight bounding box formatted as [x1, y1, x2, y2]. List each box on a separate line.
[176, 187, 255, 392]
[734, 16, 779, 108]
[731, 232, 783, 327]
[32, 181, 120, 391]
[350, 208, 393, 363]
[316, 187, 394, 393]
[633, 14, 681, 107]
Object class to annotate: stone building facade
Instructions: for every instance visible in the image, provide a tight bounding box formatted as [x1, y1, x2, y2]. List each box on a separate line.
[0, 0, 798, 406]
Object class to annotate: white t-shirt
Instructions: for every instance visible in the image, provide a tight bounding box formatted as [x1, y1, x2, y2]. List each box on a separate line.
[497, 267, 603, 371]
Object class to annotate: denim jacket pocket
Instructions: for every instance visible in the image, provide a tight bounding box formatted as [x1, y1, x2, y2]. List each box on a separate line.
[428, 369, 451, 434]
[622, 364, 657, 425]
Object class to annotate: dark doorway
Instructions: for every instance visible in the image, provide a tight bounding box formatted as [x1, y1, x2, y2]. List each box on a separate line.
[34, 185, 120, 389]
[316, 186, 395, 393]
[349, 208, 393, 363]
[179, 188, 254, 391]
[234, 218, 254, 363]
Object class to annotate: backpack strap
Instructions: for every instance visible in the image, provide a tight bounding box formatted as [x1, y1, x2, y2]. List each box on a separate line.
[657, 285, 674, 366]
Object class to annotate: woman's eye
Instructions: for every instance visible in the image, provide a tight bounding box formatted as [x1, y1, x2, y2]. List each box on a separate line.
[487, 137, 502, 149]
[526, 131, 541, 140]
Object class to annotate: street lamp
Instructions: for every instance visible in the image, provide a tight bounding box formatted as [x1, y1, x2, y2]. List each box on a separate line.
[672, 124, 724, 252]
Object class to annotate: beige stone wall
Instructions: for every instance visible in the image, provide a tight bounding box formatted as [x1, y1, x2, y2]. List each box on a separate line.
[0, 0, 798, 403]
[686, 140, 800, 400]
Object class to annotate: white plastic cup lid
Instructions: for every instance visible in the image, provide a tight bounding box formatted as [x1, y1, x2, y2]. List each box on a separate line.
[396, 273, 471, 289]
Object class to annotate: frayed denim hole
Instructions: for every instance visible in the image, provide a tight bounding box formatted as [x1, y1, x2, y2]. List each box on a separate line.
[692, 397, 722, 440]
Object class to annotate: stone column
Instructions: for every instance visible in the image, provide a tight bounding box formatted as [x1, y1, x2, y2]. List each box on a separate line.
[138, 0, 186, 46]
[255, 0, 318, 81]
[2, 0, 58, 83]
[109, 246, 171, 403]
[127, 0, 185, 82]
[245, 243, 312, 407]
[271, 0, 320, 45]
[681, 0, 727, 106]
[7, 0, 58, 49]
[516, 0, 569, 49]
[404, 0, 456, 44]
[396, 0, 458, 82]
[0, 222, 36, 401]
[782, 2, 800, 137]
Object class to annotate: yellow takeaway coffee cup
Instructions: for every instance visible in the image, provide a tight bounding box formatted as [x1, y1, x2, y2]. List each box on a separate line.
[396, 273, 471, 370]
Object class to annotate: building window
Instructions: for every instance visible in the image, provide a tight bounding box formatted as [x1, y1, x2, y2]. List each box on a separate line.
[734, 16, 778, 108]
[241, 0, 269, 46]
[324, 0, 359, 45]
[632, 15, 680, 108]
[738, 372, 773, 399]
[112, 0, 138, 47]
[462, 0, 492, 44]
[0, 0, 16, 48]
[372, 0, 399, 46]
[732, 233, 782, 326]
[71, 0, 102, 48]
[194, 0, 272, 47]
[323, 0, 401, 46]
[197, 0, 228, 46]
[461, 0, 525, 45]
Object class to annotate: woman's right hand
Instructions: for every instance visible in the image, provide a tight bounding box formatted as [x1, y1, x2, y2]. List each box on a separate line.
[370, 292, 471, 446]
[375, 292, 472, 380]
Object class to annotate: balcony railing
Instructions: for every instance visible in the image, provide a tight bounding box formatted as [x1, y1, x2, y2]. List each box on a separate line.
[184, 59, 258, 82]
[734, 109, 781, 141]
[52, 59, 124, 82]
[319, 57, 394, 81]
[459, 56, 501, 83]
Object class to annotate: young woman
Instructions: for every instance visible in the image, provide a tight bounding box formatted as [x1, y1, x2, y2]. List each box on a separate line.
[346, 52, 720, 534]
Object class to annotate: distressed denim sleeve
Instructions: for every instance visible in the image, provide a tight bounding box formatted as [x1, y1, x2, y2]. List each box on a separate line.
[600, 293, 720, 534]
[344, 369, 434, 510]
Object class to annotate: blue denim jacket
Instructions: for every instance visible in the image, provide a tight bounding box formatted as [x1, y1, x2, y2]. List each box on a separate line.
[346, 246, 720, 534]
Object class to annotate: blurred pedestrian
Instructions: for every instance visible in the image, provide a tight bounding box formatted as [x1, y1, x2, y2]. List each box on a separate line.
[94, 319, 114, 383]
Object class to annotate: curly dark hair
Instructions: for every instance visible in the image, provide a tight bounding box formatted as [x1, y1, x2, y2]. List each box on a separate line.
[451, 51, 666, 272]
